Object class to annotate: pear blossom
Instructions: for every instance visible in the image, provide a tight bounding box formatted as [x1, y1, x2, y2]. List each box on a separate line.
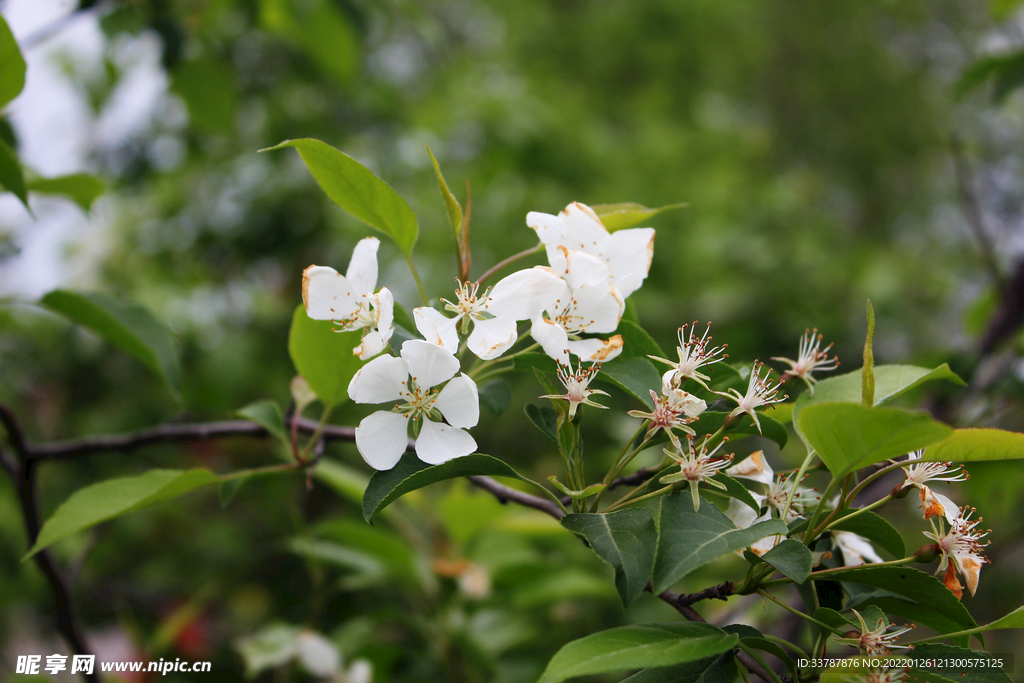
[834, 531, 884, 566]
[628, 382, 706, 450]
[716, 361, 788, 434]
[726, 450, 773, 486]
[413, 267, 564, 360]
[531, 246, 625, 364]
[833, 610, 914, 655]
[302, 237, 394, 359]
[347, 340, 479, 470]
[898, 450, 968, 525]
[660, 439, 733, 512]
[771, 328, 839, 393]
[541, 361, 609, 419]
[649, 322, 728, 390]
[527, 201, 655, 299]
[724, 495, 783, 556]
[923, 506, 989, 599]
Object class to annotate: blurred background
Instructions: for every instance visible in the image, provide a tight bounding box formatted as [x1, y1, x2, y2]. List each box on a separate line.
[3, 0, 1024, 680]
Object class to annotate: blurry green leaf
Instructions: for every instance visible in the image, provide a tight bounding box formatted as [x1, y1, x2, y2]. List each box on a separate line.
[264, 139, 418, 256]
[920, 428, 1024, 462]
[812, 608, 855, 633]
[538, 623, 737, 683]
[235, 624, 301, 679]
[591, 202, 687, 231]
[315, 518, 419, 585]
[362, 452, 544, 522]
[0, 15, 25, 110]
[171, 58, 237, 132]
[40, 290, 181, 398]
[426, 145, 463, 240]
[798, 403, 952, 476]
[314, 458, 370, 509]
[287, 537, 384, 575]
[512, 352, 558, 374]
[908, 644, 1012, 683]
[525, 404, 559, 443]
[600, 357, 662, 409]
[287, 304, 364, 406]
[652, 491, 788, 593]
[956, 50, 1024, 102]
[479, 378, 512, 416]
[236, 400, 287, 443]
[219, 478, 247, 509]
[26, 173, 106, 211]
[0, 137, 28, 208]
[862, 300, 875, 406]
[617, 320, 666, 359]
[709, 473, 759, 512]
[260, 0, 357, 86]
[690, 410, 788, 448]
[25, 469, 219, 558]
[514, 569, 617, 607]
[561, 509, 657, 606]
[760, 539, 812, 584]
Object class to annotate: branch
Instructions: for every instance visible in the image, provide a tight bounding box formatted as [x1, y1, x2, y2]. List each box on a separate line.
[468, 475, 565, 519]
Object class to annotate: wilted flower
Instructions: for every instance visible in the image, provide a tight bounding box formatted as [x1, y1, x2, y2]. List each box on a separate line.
[649, 322, 728, 390]
[302, 237, 395, 360]
[661, 439, 733, 512]
[628, 382, 706, 450]
[833, 609, 914, 656]
[347, 340, 479, 470]
[923, 506, 989, 599]
[542, 361, 610, 419]
[771, 328, 839, 392]
[716, 361, 788, 434]
[898, 450, 968, 525]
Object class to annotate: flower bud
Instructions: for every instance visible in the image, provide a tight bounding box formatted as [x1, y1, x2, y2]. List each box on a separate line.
[912, 543, 940, 563]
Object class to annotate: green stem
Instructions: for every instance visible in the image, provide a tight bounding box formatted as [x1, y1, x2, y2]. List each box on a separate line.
[219, 462, 302, 481]
[846, 459, 908, 502]
[467, 343, 540, 379]
[759, 556, 918, 590]
[802, 473, 844, 544]
[591, 425, 652, 511]
[781, 448, 817, 522]
[818, 494, 893, 534]
[404, 253, 430, 306]
[762, 634, 808, 658]
[738, 646, 784, 683]
[477, 243, 543, 285]
[757, 590, 846, 636]
[604, 483, 673, 512]
[297, 403, 335, 464]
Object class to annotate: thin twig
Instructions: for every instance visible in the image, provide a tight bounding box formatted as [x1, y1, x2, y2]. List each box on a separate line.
[467, 476, 565, 519]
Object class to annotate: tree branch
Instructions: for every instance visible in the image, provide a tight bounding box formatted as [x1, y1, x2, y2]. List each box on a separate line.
[467, 475, 565, 519]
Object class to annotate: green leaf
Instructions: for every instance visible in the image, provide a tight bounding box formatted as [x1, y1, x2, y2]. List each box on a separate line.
[171, 58, 237, 132]
[617, 320, 666, 359]
[862, 300, 875, 406]
[40, 290, 181, 399]
[920, 428, 1024, 462]
[26, 173, 106, 211]
[287, 304, 364, 406]
[514, 570, 618, 607]
[362, 452, 541, 522]
[760, 539, 813, 584]
[812, 607, 855, 633]
[537, 623, 738, 683]
[620, 656, 732, 683]
[908, 644, 1012, 683]
[512, 351, 558, 374]
[0, 136, 28, 208]
[652, 491, 788, 593]
[263, 139, 418, 256]
[829, 510, 905, 559]
[590, 202, 687, 231]
[709, 473, 760, 512]
[979, 604, 1024, 631]
[798, 403, 952, 476]
[955, 50, 1024, 102]
[690, 410, 788, 448]
[479, 378, 512, 416]
[600, 357, 662, 408]
[561, 509, 658, 606]
[219, 478, 247, 509]
[235, 400, 287, 443]
[525, 404, 559, 443]
[723, 624, 798, 678]
[0, 15, 26, 110]
[425, 146, 463, 241]
[259, 0, 357, 86]
[25, 469, 219, 558]
[827, 566, 977, 636]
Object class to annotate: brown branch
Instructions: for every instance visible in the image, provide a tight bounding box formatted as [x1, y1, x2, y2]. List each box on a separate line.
[467, 475, 565, 519]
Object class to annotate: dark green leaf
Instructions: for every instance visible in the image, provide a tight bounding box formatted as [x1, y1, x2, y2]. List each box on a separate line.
[26, 173, 106, 211]
[263, 139, 418, 256]
[479, 378, 512, 416]
[620, 656, 732, 683]
[561, 509, 657, 606]
[723, 624, 797, 678]
[26, 469, 219, 558]
[259, 0, 357, 86]
[761, 539, 813, 584]
[921, 428, 1024, 462]
[219, 478, 247, 509]
[425, 145, 463, 240]
[362, 452, 541, 522]
[0, 15, 25, 110]
[40, 290, 181, 398]
[0, 136, 27, 208]
[955, 50, 1024, 102]
[709, 473, 760, 512]
[525, 404, 559, 443]
[979, 604, 1024, 631]
[287, 304, 364, 406]
[617, 320, 666, 359]
[812, 608, 855, 633]
[590, 202, 687, 231]
[798, 403, 952, 476]
[830, 510, 905, 559]
[652, 491, 788, 593]
[908, 644, 1012, 683]
[690, 410, 788, 448]
[537, 623, 738, 683]
[235, 400, 287, 443]
[600, 357, 662, 408]
[512, 352, 558, 374]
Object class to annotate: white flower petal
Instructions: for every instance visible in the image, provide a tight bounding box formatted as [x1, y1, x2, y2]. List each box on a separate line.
[354, 410, 410, 470]
[401, 339, 460, 388]
[347, 355, 409, 404]
[374, 287, 394, 337]
[725, 495, 764, 530]
[416, 418, 477, 465]
[487, 267, 565, 321]
[834, 531, 883, 566]
[601, 228, 655, 299]
[727, 451, 774, 486]
[434, 373, 480, 428]
[296, 631, 341, 677]
[413, 307, 460, 352]
[570, 280, 624, 333]
[467, 315, 518, 360]
[345, 660, 374, 683]
[531, 317, 570, 365]
[547, 246, 613, 289]
[345, 237, 380, 296]
[302, 265, 359, 320]
[920, 486, 959, 525]
[559, 202, 611, 250]
[355, 330, 388, 360]
[526, 210, 568, 246]
[567, 335, 623, 363]
[955, 552, 984, 596]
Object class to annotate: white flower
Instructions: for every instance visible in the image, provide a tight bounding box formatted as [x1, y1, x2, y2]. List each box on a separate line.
[296, 631, 341, 678]
[725, 495, 783, 556]
[726, 450, 773, 487]
[833, 531, 883, 566]
[628, 383, 706, 450]
[530, 246, 625, 364]
[923, 506, 989, 599]
[649, 322, 728, 390]
[542, 361, 610, 419]
[302, 237, 394, 360]
[527, 201, 655, 299]
[413, 267, 564, 360]
[716, 361, 787, 434]
[899, 450, 968, 525]
[771, 328, 839, 393]
[347, 340, 479, 470]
